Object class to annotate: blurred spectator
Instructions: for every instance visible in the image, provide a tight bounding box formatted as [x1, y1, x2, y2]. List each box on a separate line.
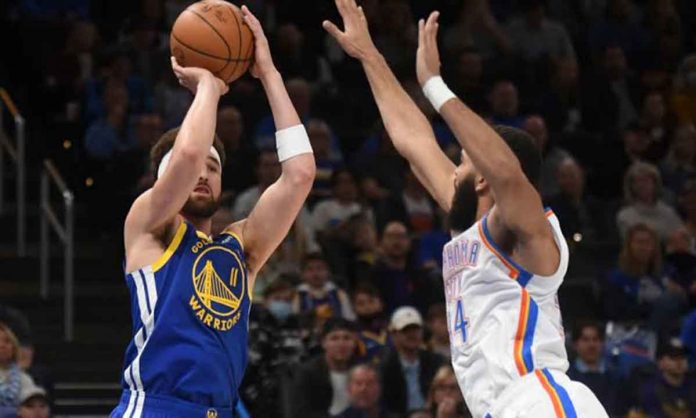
[682, 309, 696, 368]
[638, 91, 674, 162]
[681, 180, 696, 244]
[373, 0, 417, 78]
[604, 223, 664, 321]
[447, 48, 486, 114]
[232, 149, 281, 220]
[425, 305, 450, 361]
[370, 222, 427, 314]
[506, 0, 577, 64]
[442, 0, 512, 61]
[643, 0, 684, 71]
[16, 383, 49, 418]
[425, 366, 471, 418]
[539, 58, 584, 133]
[273, 23, 324, 83]
[567, 320, 625, 415]
[655, 228, 696, 325]
[672, 54, 696, 125]
[335, 364, 398, 418]
[524, 114, 570, 198]
[353, 284, 389, 364]
[377, 169, 436, 236]
[347, 215, 380, 286]
[308, 119, 342, 205]
[660, 124, 696, 195]
[312, 169, 373, 241]
[84, 82, 136, 160]
[217, 106, 256, 195]
[0, 324, 37, 411]
[293, 253, 355, 325]
[616, 162, 684, 240]
[381, 307, 444, 415]
[487, 80, 525, 129]
[242, 277, 311, 417]
[120, 17, 167, 84]
[153, 67, 192, 129]
[587, 0, 650, 65]
[293, 318, 358, 418]
[631, 338, 696, 418]
[416, 208, 450, 274]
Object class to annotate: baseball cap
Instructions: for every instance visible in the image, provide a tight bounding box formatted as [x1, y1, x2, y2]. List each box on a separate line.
[18, 383, 48, 405]
[656, 337, 688, 359]
[390, 306, 423, 331]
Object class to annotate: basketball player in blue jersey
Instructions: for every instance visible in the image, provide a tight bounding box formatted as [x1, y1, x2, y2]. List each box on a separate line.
[111, 7, 316, 418]
[325, 1, 608, 417]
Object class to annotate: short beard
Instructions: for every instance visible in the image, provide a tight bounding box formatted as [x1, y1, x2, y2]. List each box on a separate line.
[182, 195, 220, 219]
[448, 173, 479, 232]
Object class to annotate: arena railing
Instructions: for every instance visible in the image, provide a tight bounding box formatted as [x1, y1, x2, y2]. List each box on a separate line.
[40, 159, 75, 341]
[0, 87, 26, 256]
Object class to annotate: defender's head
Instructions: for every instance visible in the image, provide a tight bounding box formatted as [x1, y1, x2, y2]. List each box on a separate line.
[150, 128, 227, 220]
[449, 125, 541, 232]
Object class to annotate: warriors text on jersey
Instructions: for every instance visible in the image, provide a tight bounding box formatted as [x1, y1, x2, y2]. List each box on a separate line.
[442, 209, 607, 418]
[112, 221, 252, 418]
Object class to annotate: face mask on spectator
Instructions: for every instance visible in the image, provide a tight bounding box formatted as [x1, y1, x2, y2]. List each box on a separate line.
[268, 300, 292, 321]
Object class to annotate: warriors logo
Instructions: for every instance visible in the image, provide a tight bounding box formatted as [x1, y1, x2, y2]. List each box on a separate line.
[189, 246, 246, 331]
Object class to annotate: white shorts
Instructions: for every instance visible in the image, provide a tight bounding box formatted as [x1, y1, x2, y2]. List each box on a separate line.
[485, 368, 608, 418]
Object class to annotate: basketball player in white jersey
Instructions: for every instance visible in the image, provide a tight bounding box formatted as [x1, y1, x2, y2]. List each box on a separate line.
[323, 1, 608, 417]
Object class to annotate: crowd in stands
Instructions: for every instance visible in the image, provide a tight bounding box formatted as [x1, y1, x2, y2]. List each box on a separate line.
[1, 0, 695, 416]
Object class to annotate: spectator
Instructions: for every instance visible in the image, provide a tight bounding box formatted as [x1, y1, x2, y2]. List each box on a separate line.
[604, 223, 664, 321]
[120, 17, 167, 84]
[272, 23, 323, 83]
[539, 58, 584, 133]
[232, 149, 281, 220]
[524, 115, 571, 198]
[425, 305, 450, 361]
[442, 0, 512, 61]
[632, 338, 696, 417]
[681, 309, 696, 368]
[16, 383, 49, 418]
[293, 253, 355, 325]
[487, 81, 525, 129]
[660, 124, 696, 195]
[293, 318, 358, 418]
[681, 180, 696, 244]
[348, 215, 380, 286]
[0, 324, 37, 411]
[506, 0, 577, 64]
[308, 119, 341, 204]
[672, 54, 696, 125]
[335, 364, 398, 418]
[638, 91, 674, 162]
[84, 81, 136, 160]
[153, 66, 192, 129]
[353, 284, 389, 364]
[217, 106, 256, 196]
[312, 169, 373, 240]
[587, 0, 650, 65]
[377, 169, 436, 235]
[567, 320, 625, 415]
[616, 162, 684, 240]
[426, 366, 471, 418]
[447, 48, 486, 114]
[416, 208, 450, 273]
[381, 307, 444, 416]
[373, 0, 417, 78]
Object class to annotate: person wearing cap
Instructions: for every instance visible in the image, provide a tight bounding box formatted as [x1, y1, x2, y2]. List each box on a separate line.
[632, 338, 696, 417]
[293, 318, 359, 418]
[16, 383, 50, 418]
[380, 307, 444, 416]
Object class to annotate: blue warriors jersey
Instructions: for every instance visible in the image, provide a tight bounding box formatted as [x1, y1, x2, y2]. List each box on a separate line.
[112, 221, 251, 418]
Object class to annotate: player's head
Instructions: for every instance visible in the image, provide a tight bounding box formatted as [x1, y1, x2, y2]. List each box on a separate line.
[449, 125, 541, 232]
[150, 128, 226, 220]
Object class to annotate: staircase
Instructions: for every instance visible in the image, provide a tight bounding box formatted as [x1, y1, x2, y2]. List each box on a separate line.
[1, 207, 131, 416]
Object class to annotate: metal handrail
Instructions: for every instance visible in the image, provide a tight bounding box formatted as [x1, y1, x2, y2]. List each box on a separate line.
[40, 159, 75, 341]
[0, 87, 26, 256]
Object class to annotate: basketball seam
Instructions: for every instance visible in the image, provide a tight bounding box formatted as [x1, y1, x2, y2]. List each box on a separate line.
[186, 8, 233, 77]
[171, 33, 252, 63]
[226, 4, 243, 81]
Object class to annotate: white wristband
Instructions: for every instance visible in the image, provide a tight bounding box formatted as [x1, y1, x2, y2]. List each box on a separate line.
[422, 76, 456, 112]
[276, 124, 313, 162]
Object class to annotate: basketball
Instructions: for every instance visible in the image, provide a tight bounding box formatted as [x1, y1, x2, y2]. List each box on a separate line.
[170, 0, 254, 84]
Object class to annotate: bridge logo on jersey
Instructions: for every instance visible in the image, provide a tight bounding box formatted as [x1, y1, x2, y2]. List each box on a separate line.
[189, 246, 246, 332]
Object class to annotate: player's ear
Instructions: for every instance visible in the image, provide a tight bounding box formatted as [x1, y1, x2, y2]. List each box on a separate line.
[475, 174, 488, 194]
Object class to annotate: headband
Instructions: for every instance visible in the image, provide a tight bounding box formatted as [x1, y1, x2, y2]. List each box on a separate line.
[156, 146, 222, 179]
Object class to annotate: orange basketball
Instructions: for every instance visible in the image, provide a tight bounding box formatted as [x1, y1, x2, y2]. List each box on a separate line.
[170, 1, 255, 84]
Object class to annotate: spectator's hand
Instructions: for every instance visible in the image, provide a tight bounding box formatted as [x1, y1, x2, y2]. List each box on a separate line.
[241, 5, 277, 80]
[322, 0, 378, 61]
[417, 11, 442, 87]
[171, 57, 227, 96]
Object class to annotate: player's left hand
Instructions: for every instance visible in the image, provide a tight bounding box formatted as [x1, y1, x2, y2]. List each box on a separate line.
[241, 5, 277, 79]
[323, 0, 378, 61]
[416, 11, 442, 87]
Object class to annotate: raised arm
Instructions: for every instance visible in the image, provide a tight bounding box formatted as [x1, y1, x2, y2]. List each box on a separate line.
[417, 12, 557, 272]
[323, 0, 456, 211]
[231, 7, 316, 276]
[124, 60, 227, 256]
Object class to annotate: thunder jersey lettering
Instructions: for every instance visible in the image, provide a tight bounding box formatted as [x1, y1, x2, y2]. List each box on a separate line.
[119, 221, 251, 413]
[443, 209, 570, 418]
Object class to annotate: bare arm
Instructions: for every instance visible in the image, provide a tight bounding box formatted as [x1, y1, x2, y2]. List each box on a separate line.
[232, 7, 316, 276]
[417, 12, 557, 273]
[124, 60, 227, 263]
[323, 0, 455, 211]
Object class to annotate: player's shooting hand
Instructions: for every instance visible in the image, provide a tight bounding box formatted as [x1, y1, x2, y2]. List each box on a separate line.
[241, 5, 277, 80]
[171, 57, 228, 96]
[323, 0, 378, 61]
[416, 11, 442, 87]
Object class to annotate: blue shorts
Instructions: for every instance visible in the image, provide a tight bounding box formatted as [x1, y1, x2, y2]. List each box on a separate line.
[111, 390, 234, 418]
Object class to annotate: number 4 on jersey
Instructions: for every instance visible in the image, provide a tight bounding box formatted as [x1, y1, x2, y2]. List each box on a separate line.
[454, 299, 468, 343]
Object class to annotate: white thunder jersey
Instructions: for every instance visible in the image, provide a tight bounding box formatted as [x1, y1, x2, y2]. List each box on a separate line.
[443, 209, 573, 418]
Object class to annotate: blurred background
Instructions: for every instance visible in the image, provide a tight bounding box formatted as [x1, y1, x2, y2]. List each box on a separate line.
[0, 0, 694, 417]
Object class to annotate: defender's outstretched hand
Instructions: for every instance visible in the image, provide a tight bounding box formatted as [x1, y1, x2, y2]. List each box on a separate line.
[322, 0, 378, 60]
[241, 5, 277, 79]
[416, 11, 442, 87]
[171, 57, 228, 96]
